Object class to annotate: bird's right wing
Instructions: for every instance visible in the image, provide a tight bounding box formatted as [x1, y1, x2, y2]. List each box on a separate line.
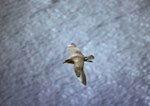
[74, 60, 86, 85]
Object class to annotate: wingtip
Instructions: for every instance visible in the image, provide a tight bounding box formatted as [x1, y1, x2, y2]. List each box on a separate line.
[82, 82, 87, 86]
[68, 43, 76, 47]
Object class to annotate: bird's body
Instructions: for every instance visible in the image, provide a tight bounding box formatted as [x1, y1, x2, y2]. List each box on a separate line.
[64, 43, 94, 85]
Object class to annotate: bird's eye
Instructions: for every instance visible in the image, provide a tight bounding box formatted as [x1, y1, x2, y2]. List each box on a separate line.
[84, 57, 88, 60]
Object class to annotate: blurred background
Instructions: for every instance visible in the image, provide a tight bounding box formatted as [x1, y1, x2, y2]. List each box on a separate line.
[0, 0, 150, 106]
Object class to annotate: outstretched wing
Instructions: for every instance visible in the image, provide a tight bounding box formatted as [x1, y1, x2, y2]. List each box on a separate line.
[67, 43, 83, 56]
[74, 60, 86, 85]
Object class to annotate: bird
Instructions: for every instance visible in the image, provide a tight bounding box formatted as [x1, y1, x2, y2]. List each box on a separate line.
[63, 43, 94, 85]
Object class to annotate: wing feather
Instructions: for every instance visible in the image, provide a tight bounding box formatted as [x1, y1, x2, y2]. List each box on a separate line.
[74, 60, 86, 85]
[67, 44, 83, 56]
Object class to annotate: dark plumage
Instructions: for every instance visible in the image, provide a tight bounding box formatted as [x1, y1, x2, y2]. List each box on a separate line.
[63, 43, 94, 85]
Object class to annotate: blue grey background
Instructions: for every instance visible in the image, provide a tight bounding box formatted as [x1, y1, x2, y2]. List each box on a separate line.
[0, 0, 150, 106]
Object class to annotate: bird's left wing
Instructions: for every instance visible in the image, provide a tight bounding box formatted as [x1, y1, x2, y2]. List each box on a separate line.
[67, 43, 83, 56]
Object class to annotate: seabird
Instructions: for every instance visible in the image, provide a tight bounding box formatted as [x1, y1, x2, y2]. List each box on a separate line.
[63, 43, 94, 85]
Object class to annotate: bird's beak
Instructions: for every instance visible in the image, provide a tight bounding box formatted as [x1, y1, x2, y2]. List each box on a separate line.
[87, 61, 93, 62]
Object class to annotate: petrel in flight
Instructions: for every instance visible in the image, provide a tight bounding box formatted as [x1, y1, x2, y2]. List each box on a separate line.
[63, 43, 94, 85]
